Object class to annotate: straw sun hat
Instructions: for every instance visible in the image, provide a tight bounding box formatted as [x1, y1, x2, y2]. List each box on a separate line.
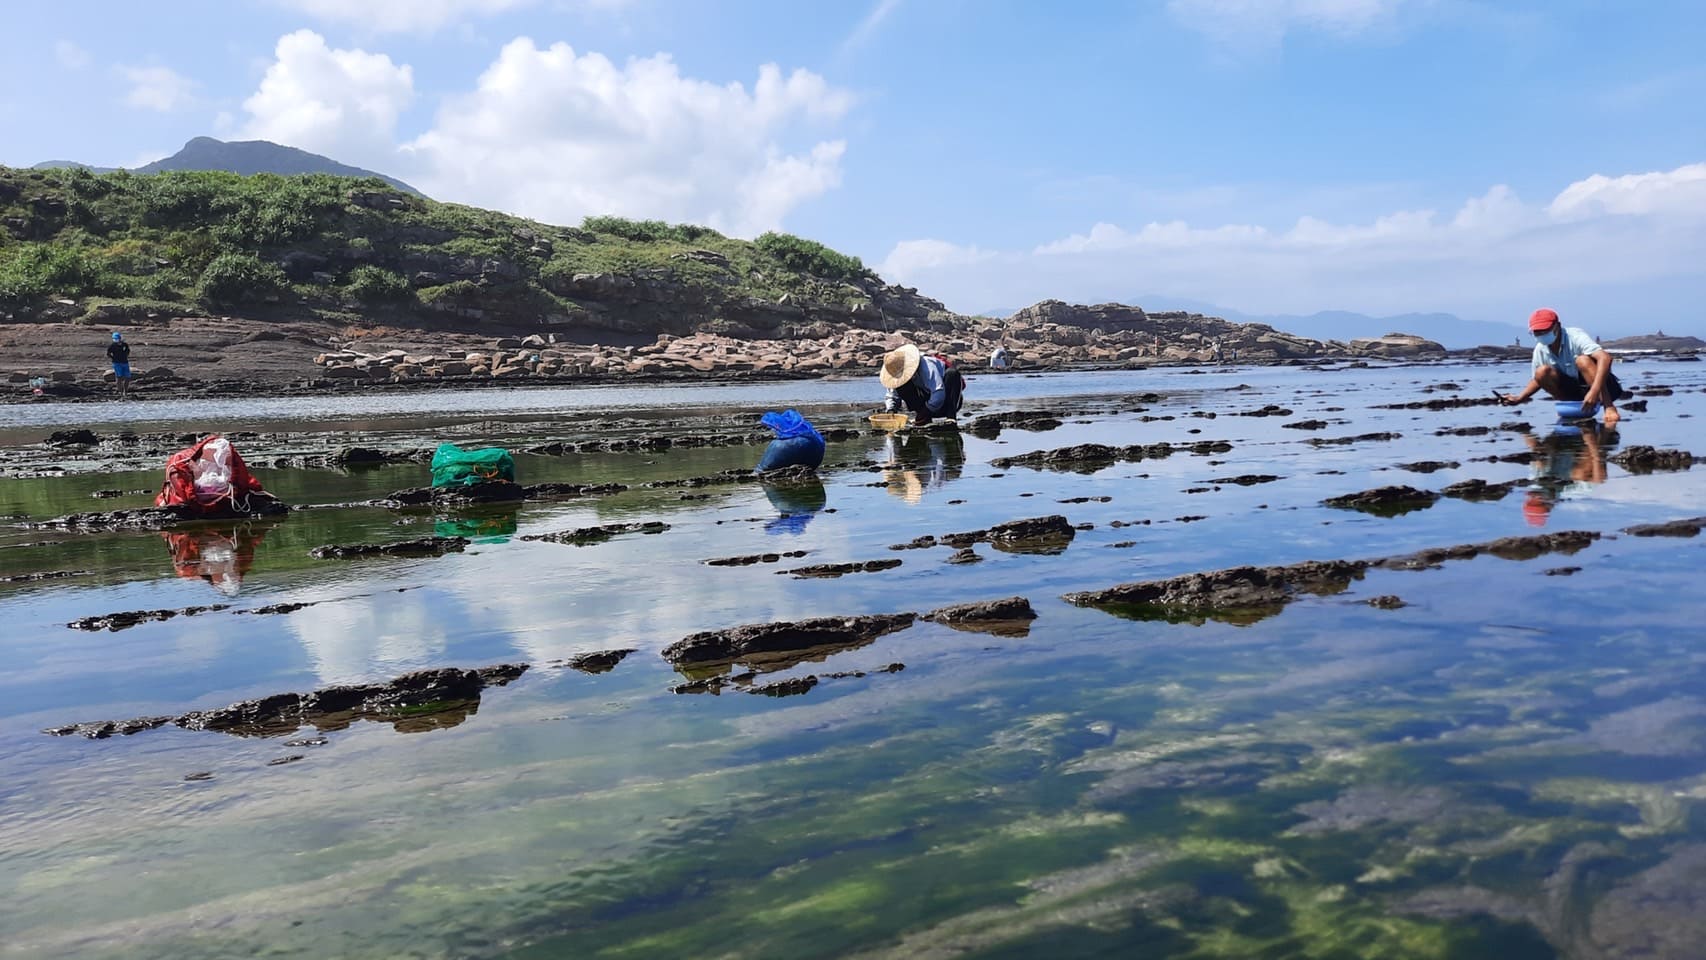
[879, 344, 922, 389]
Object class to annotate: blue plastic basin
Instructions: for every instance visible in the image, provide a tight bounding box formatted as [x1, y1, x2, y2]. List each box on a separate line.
[1555, 400, 1600, 420]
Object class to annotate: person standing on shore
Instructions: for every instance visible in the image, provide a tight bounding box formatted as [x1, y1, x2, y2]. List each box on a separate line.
[880, 344, 964, 426]
[106, 332, 132, 400]
[1501, 308, 1626, 426]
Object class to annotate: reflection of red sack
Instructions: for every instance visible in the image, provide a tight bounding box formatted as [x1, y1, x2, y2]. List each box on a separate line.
[155, 435, 267, 509]
[162, 527, 265, 596]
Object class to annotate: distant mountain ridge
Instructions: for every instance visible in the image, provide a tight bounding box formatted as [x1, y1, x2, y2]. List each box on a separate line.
[32, 137, 423, 196]
[980, 297, 1514, 349]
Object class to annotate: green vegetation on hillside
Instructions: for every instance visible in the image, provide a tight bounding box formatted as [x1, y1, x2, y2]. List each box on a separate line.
[0, 166, 880, 326]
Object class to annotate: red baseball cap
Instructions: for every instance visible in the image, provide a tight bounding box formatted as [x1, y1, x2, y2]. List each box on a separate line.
[1529, 308, 1559, 332]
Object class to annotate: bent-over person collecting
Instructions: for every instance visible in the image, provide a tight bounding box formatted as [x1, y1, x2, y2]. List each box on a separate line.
[1501, 308, 1626, 426]
[879, 344, 965, 427]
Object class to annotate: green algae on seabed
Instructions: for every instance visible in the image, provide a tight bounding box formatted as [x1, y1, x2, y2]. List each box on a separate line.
[4, 362, 1706, 959]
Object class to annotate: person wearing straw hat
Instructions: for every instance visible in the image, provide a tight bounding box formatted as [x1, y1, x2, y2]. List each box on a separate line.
[879, 344, 964, 426]
[1500, 308, 1626, 426]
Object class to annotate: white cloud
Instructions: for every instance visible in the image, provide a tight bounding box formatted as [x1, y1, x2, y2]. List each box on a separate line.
[880, 162, 1706, 327]
[1547, 163, 1706, 220]
[54, 40, 90, 70]
[276, 0, 534, 34]
[119, 65, 196, 112]
[842, 0, 905, 54]
[403, 39, 855, 235]
[241, 30, 415, 168]
[1168, 0, 1415, 46]
[879, 238, 997, 279]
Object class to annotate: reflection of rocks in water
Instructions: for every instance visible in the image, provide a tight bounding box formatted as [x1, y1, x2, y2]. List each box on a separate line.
[43, 663, 528, 739]
[1395, 460, 1460, 473]
[1305, 432, 1403, 447]
[991, 441, 1231, 473]
[1623, 516, 1706, 538]
[520, 521, 668, 545]
[1366, 595, 1406, 609]
[1070, 529, 1606, 624]
[68, 603, 232, 632]
[1323, 485, 1441, 517]
[779, 558, 902, 579]
[922, 596, 1037, 637]
[1609, 445, 1697, 473]
[374, 479, 627, 509]
[662, 613, 916, 674]
[942, 515, 1076, 555]
[673, 662, 904, 696]
[310, 536, 469, 559]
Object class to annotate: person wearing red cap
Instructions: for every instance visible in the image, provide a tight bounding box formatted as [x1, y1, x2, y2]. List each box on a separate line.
[1500, 308, 1626, 425]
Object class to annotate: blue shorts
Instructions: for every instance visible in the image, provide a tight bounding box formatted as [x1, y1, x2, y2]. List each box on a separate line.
[112, 362, 131, 379]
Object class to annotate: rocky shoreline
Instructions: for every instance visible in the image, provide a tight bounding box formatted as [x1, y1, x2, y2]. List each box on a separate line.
[1, 296, 1521, 403]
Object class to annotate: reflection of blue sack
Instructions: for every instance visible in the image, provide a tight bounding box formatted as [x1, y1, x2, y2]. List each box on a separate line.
[756, 410, 825, 470]
[765, 513, 815, 536]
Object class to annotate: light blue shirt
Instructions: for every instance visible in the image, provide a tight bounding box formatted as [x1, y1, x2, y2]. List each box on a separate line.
[885, 355, 948, 412]
[1532, 325, 1602, 382]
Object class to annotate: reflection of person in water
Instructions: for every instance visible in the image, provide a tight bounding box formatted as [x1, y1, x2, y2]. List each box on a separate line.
[763, 478, 827, 535]
[162, 524, 270, 596]
[881, 431, 966, 504]
[1521, 422, 1613, 527]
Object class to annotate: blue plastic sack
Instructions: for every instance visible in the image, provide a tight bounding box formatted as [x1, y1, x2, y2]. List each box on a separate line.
[756, 411, 825, 471]
[761, 410, 823, 442]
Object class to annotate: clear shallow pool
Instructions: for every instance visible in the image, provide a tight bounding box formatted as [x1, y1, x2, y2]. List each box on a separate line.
[2, 359, 1705, 959]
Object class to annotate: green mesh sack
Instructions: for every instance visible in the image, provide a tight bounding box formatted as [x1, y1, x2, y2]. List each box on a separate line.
[430, 443, 516, 488]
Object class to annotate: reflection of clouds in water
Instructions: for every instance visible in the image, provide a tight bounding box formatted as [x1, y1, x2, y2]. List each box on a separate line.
[287, 587, 452, 686]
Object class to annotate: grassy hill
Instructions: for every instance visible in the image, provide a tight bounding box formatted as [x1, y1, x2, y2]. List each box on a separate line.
[0, 165, 907, 339]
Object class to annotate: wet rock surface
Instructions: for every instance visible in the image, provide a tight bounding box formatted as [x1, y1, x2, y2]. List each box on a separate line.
[521, 522, 669, 545]
[68, 604, 231, 631]
[943, 515, 1078, 555]
[1610, 446, 1696, 473]
[44, 663, 528, 739]
[662, 613, 917, 668]
[1395, 460, 1460, 473]
[1440, 477, 1522, 501]
[310, 536, 470, 559]
[922, 596, 1038, 636]
[1306, 431, 1402, 447]
[779, 558, 903, 578]
[1208, 474, 1281, 486]
[705, 550, 811, 566]
[1322, 485, 1441, 515]
[562, 649, 635, 674]
[1623, 516, 1706, 538]
[26, 498, 291, 531]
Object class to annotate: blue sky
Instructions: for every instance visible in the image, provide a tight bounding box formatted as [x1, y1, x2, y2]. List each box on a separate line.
[3, 0, 1703, 335]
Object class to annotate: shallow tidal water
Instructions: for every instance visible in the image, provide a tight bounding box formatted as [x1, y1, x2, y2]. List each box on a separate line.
[2, 359, 1705, 959]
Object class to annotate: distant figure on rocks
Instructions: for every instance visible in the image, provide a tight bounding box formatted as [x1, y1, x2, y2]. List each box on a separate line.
[880, 344, 964, 426]
[989, 344, 1010, 369]
[106, 332, 131, 400]
[1501, 308, 1626, 426]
